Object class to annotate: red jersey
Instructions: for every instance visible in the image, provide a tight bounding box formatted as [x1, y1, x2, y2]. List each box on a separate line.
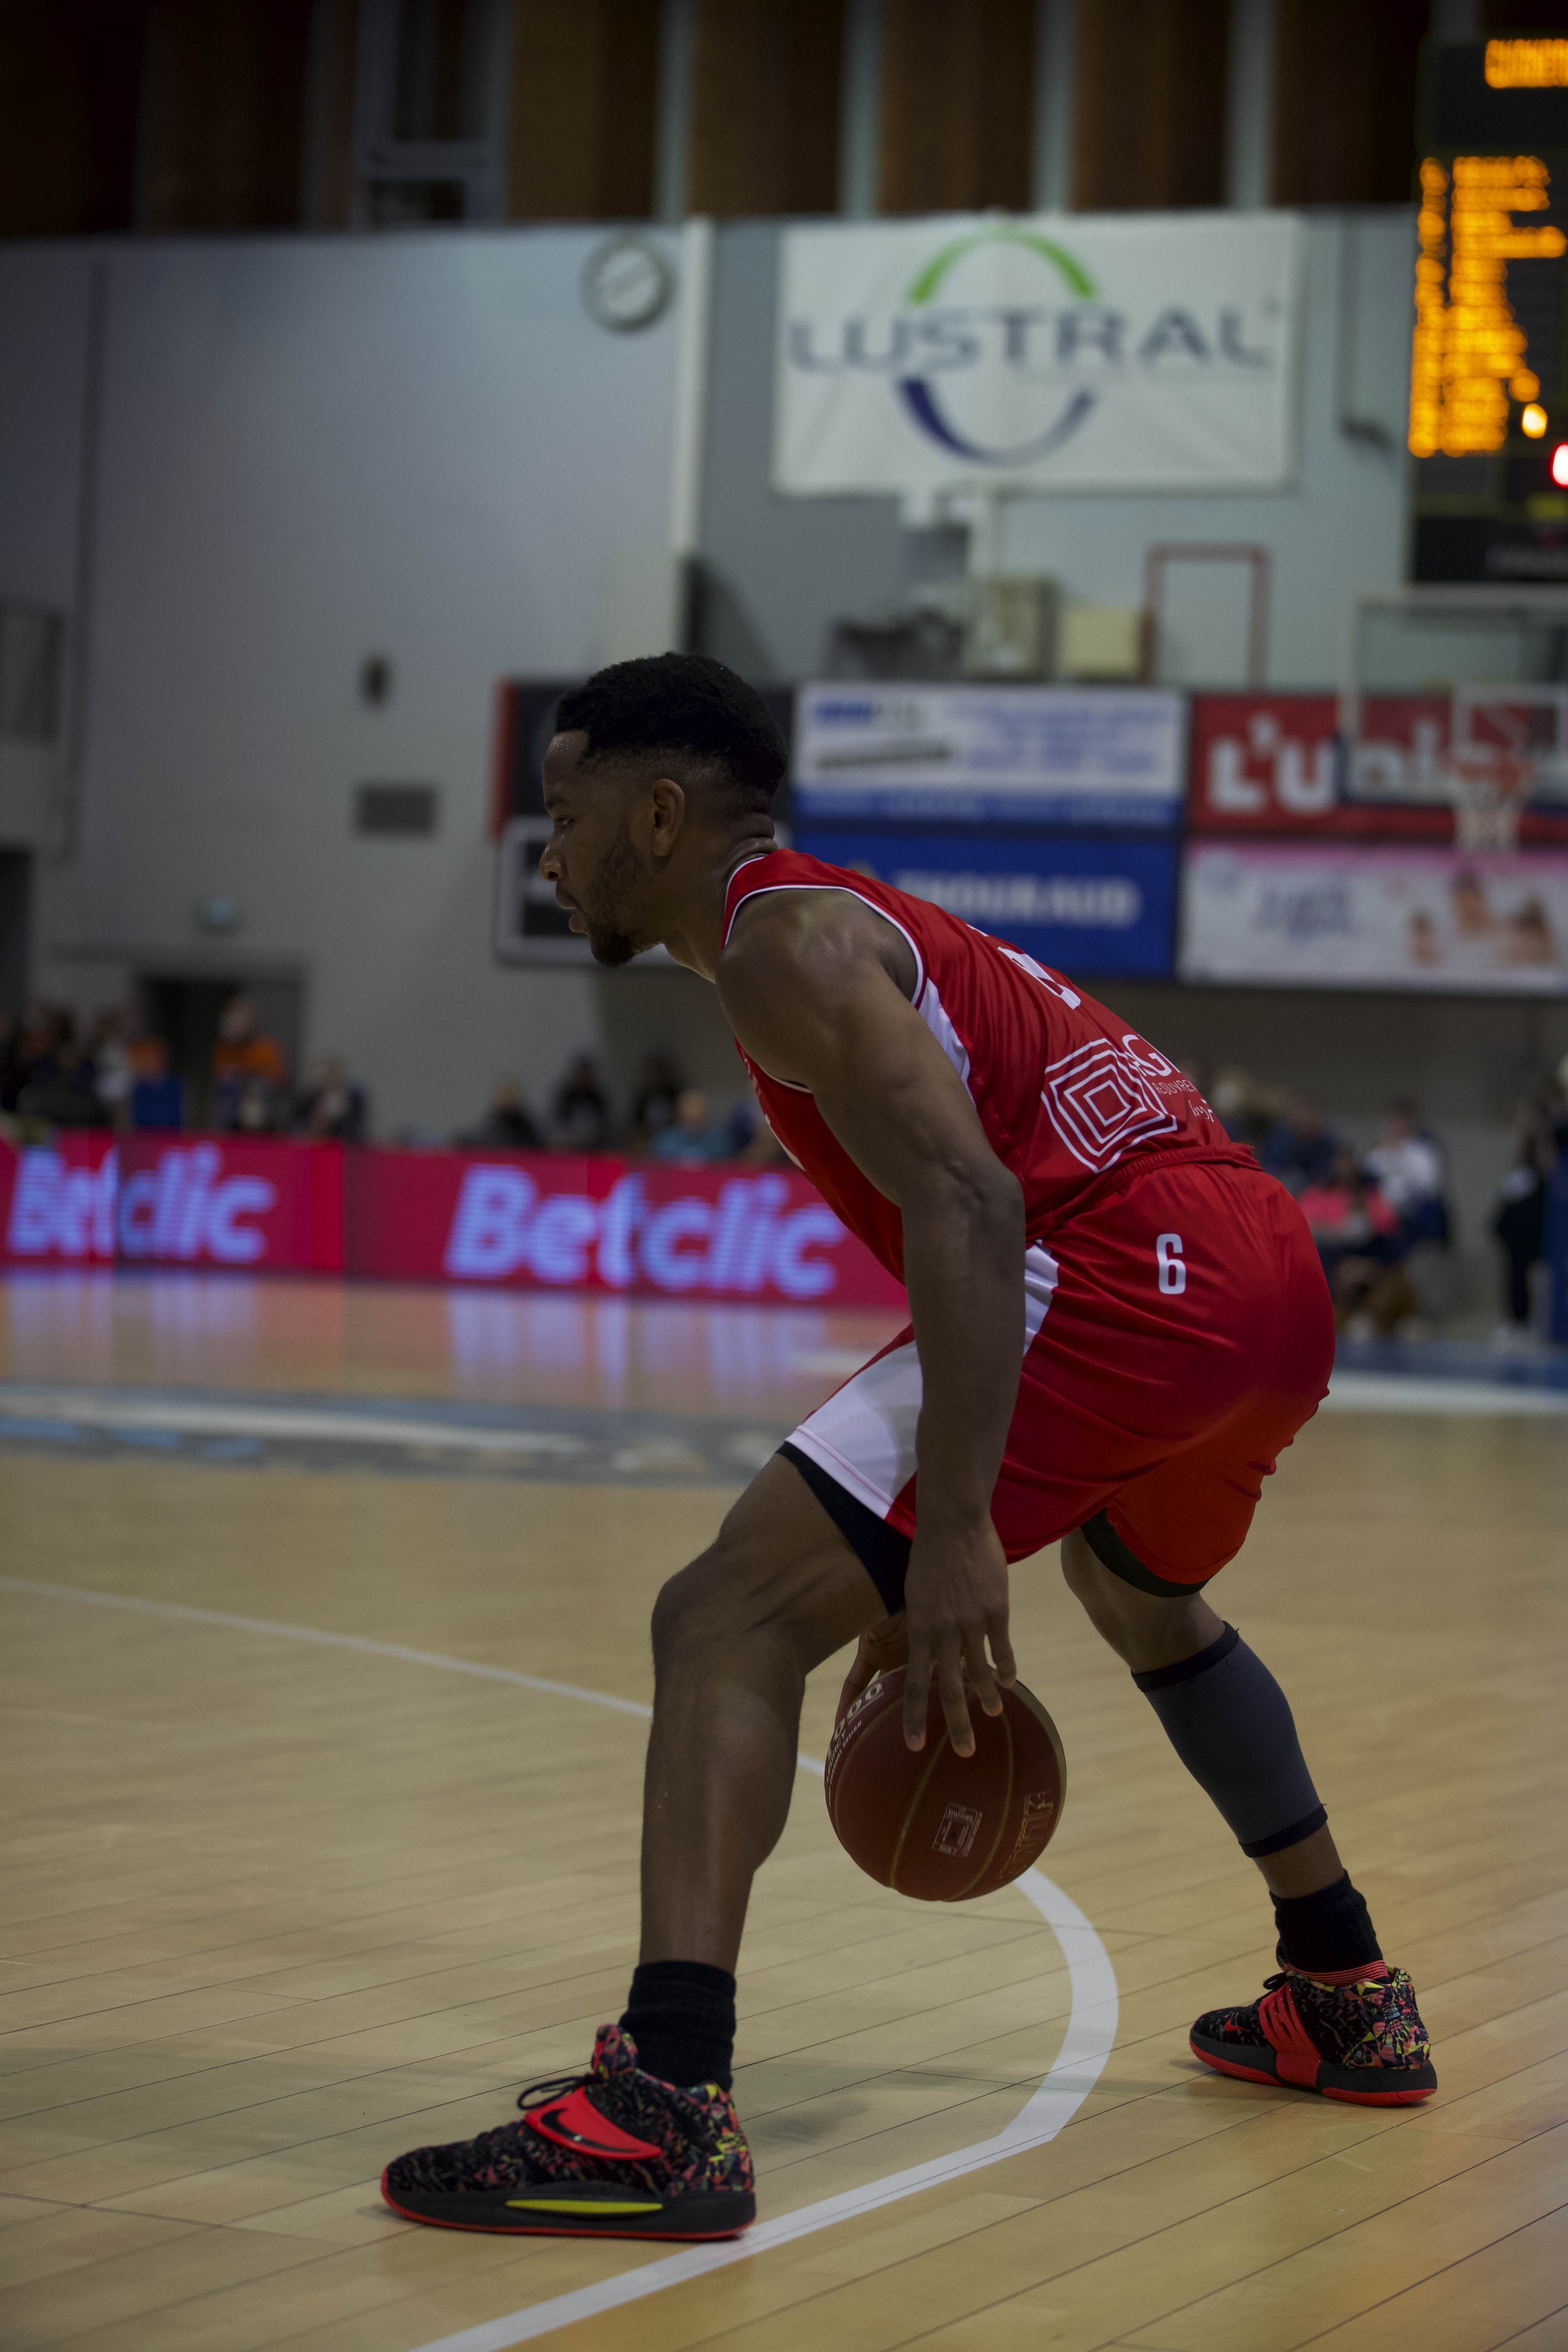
[723, 849, 1252, 1281]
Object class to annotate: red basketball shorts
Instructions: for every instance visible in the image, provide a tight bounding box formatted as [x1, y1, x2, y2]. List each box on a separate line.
[787, 1157, 1336, 1587]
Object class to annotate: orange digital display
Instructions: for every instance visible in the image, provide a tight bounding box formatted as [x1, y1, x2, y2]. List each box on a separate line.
[1485, 40, 1568, 89]
[1408, 155, 1568, 457]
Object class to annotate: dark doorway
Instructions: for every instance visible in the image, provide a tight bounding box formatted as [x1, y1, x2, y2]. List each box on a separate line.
[140, 972, 303, 1130]
[0, 851, 30, 1016]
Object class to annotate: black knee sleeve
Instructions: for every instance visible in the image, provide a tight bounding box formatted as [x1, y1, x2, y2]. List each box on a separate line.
[1134, 1623, 1326, 1858]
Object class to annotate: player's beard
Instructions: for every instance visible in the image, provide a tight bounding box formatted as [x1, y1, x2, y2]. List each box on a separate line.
[578, 813, 656, 967]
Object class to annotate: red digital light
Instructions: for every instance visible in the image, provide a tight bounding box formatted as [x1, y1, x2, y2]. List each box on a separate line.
[1553, 443, 1568, 485]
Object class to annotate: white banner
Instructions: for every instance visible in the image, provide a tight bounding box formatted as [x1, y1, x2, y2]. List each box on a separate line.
[775, 213, 1302, 496]
[793, 683, 1185, 826]
[1180, 842, 1568, 994]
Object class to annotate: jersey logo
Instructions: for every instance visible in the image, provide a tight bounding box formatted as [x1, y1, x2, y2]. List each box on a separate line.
[1040, 1036, 1180, 1172]
[995, 942, 1081, 1009]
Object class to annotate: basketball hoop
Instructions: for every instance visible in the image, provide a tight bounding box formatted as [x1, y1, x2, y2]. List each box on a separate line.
[1438, 744, 1534, 852]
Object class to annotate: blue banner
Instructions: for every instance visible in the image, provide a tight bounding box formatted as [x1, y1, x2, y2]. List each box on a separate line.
[795, 828, 1178, 978]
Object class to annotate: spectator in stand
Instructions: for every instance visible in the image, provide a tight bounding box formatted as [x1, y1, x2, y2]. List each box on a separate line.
[213, 995, 288, 1132]
[1491, 1102, 1554, 1348]
[552, 1054, 611, 1151]
[1362, 1098, 1447, 1248]
[629, 1050, 683, 1149]
[1260, 1096, 1339, 1193]
[1209, 1069, 1280, 1151]
[19, 1022, 103, 1128]
[90, 1008, 135, 1129]
[1298, 1148, 1399, 1289]
[730, 1073, 791, 1166]
[650, 1087, 732, 1165]
[5, 1002, 67, 1116]
[296, 1055, 369, 1143]
[1332, 1102, 1450, 1339]
[459, 1077, 541, 1151]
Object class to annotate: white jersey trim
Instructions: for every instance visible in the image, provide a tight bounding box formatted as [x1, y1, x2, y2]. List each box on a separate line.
[788, 1243, 1060, 1521]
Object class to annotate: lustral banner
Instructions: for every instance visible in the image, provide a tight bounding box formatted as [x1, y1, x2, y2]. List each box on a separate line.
[1188, 693, 1568, 840]
[0, 1136, 905, 1309]
[794, 683, 1185, 827]
[1180, 842, 1568, 993]
[775, 213, 1302, 495]
[796, 827, 1178, 979]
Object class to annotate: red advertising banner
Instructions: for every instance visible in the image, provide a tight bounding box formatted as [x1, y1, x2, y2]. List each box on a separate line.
[0, 1136, 906, 1311]
[1188, 692, 1568, 840]
[345, 1149, 907, 1309]
[0, 1134, 339, 1271]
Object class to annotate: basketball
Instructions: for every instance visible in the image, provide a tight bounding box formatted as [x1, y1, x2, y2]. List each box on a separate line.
[825, 1670, 1067, 1902]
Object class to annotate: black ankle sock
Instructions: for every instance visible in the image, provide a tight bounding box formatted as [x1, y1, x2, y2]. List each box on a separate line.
[1272, 1873, 1382, 1975]
[619, 1960, 737, 2091]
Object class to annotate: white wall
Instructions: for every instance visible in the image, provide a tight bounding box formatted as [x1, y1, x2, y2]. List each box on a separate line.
[699, 212, 1414, 689]
[0, 227, 688, 1136]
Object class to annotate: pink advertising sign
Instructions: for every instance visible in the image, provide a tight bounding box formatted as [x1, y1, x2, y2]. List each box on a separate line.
[0, 1136, 906, 1311]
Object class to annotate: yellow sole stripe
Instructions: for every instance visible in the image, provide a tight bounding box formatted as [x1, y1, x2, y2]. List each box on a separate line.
[505, 2197, 663, 2215]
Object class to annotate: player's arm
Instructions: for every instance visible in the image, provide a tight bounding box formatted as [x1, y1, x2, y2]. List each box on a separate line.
[719, 896, 1023, 1759]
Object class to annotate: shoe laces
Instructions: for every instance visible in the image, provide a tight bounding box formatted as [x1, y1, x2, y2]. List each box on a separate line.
[513, 2067, 591, 2115]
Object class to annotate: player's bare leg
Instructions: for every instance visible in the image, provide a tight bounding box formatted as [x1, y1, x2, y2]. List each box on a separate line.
[1060, 1526, 1436, 2103]
[639, 1453, 883, 1971]
[381, 1459, 883, 2239]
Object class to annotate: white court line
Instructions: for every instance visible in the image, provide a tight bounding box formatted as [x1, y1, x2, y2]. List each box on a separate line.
[0, 1392, 589, 1455]
[0, 1577, 1118, 2348]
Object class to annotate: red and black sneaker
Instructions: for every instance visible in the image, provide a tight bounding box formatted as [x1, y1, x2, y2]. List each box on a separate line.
[380, 2024, 755, 2238]
[1191, 1951, 1436, 2106]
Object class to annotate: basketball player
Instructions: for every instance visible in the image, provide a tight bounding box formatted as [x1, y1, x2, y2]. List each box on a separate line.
[383, 655, 1434, 2238]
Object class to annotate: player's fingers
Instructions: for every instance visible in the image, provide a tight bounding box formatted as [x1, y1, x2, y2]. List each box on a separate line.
[964, 1646, 1001, 1722]
[938, 1644, 975, 1757]
[902, 1627, 932, 1751]
[962, 1626, 1002, 1717]
[989, 1621, 1018, 1689]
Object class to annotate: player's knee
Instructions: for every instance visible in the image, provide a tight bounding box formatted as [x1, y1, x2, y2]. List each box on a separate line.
[650, 1526, 775, 1671]
[1060, 1526, 1116, 1620]
[650, 1551, 726, 1671]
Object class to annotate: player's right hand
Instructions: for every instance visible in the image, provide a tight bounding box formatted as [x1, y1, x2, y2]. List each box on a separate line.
[902, 1518, 1016, 1759]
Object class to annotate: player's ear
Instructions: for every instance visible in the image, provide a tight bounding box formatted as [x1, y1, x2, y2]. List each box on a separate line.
[648, 777, 686, 855]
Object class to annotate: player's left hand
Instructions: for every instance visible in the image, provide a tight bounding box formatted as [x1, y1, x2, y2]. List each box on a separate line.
[837, 1611, 910, 1725]
[902, 1517, 1015, 1759]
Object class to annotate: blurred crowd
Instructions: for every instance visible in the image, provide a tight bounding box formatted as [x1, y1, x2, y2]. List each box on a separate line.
[454, 1050, 787, 1168]
[1196, 1060, 1568, 1349]
[0, 1002, 786, 1172]
[0, 996, 368, 1144]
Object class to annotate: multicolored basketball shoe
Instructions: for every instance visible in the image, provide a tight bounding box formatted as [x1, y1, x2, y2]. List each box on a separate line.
[1191, 1953, 1436, 2106]
[380, 2024, 755, 2238]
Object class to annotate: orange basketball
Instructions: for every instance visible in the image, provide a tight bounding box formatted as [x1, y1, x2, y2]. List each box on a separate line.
[824, 1669, 1067, 1902]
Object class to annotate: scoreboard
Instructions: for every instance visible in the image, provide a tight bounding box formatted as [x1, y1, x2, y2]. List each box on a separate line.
[1411, 38, 1568, 582]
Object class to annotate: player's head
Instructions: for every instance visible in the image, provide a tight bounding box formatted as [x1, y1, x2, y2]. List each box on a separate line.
[540, 654, 784, 966]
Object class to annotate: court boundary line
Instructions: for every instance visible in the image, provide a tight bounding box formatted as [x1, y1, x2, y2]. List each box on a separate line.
[0, 1576, 1118, 2350]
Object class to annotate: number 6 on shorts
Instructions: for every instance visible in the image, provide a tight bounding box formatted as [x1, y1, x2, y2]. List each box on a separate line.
[1156, 1232, 1186, 1295]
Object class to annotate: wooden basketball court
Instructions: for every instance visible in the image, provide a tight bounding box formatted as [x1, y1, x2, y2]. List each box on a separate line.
[2, 1277, 1564, 2351]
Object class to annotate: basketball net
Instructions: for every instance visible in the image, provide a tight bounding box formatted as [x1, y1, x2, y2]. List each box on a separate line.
[1437, 743, 1534, 853]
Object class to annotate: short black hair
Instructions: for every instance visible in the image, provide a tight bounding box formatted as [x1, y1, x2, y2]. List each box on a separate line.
[554, 653, 785, 815]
